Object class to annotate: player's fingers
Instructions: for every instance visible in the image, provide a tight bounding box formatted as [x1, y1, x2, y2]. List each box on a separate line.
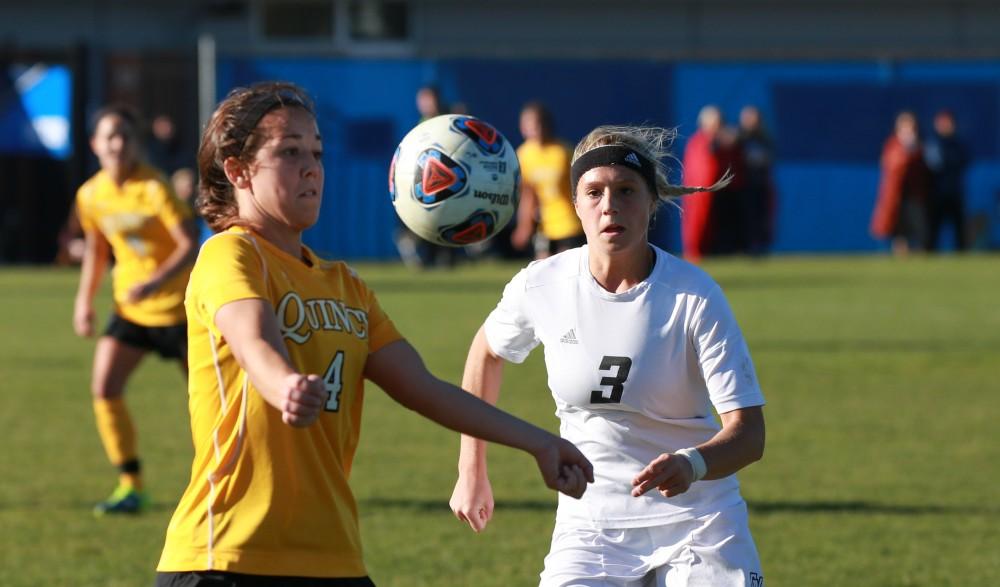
[469, 508, 488, 533]
[288, 386, 326, 407]
[658, 478, 691, 498]
[558, 465, 586, 499]
[570, 465, 589, 498]
[632, 470, 671, 497]
[632, 465, 661, 487]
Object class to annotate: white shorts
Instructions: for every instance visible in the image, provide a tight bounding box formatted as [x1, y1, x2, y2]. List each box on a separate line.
[539, 501, 763, 587]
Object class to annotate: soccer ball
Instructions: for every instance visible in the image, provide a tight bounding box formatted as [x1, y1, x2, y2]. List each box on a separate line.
[389, 114, 520, 247]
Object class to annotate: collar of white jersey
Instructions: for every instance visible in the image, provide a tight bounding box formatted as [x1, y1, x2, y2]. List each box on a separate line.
[579, 244, 661, 302]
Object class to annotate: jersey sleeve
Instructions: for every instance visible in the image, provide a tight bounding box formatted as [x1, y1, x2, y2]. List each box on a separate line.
[188, 234, 269, 330]
[75, 183, 97, 234]
[691, 285, 766, 413]
[359, 281, 403, 354]
[150, 178, 192, 229]
[483, 268, 539, 364]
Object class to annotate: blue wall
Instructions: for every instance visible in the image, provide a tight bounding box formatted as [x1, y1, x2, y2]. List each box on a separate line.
[218, 57, 1000, 259]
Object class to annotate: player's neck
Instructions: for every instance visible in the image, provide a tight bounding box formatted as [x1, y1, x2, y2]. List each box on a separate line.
[588, 244, 655, 294]
[105, 162, 137, 186]
[248, 221, 305, 262]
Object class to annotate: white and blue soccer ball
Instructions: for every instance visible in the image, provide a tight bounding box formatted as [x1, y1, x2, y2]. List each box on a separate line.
[389, 114, 520, 247]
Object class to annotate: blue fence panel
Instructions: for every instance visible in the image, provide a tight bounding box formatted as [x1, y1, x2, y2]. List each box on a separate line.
[217, 57, 1000, 258]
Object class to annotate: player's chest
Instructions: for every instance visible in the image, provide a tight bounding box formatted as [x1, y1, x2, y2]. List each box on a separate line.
[92, 192, 158, 236]
[268, 274, 370, 350]
[532, 289, 698, 413]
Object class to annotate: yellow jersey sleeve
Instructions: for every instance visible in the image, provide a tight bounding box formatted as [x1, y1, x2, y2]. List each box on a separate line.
[150, 174, 192, 230]
[75, 181, 98, 234]
[357, 273, 401, 354]
[188, 233, 269, 331]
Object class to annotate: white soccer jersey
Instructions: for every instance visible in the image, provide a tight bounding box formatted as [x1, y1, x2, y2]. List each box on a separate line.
[484, 245, 765, 528]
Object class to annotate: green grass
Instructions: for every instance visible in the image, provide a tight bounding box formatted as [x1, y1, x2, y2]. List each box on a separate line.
[1, 255, 998, 586]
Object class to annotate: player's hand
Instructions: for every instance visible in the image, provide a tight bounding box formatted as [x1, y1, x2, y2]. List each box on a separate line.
[125, 280, 158, 303]
[73, 302, 94, 337]
[533, 437, 594, 499]
[279, 373, 327, 427]
[631, 452, 694, 498]
[449, 471, 495, 533]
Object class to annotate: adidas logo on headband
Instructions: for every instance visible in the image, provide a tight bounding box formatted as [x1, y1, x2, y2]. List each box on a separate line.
[570, 145, 657, 195]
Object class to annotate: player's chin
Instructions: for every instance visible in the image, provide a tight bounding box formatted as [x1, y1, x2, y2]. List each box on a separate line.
[290, 210, 322, 231]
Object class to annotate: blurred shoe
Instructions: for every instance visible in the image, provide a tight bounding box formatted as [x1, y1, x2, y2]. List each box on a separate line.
[93, 484, 148, 516]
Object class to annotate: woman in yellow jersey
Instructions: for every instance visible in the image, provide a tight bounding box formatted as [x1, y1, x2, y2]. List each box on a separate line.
[511, 101, 586, 259]
[155, 82, 593, 587]
[73, 105, 196, 515]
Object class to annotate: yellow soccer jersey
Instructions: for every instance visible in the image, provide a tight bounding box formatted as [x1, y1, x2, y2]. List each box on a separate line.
[76, 164, 192, 326]
[516, 139, 583, 241]
[158, 227, 403, 578]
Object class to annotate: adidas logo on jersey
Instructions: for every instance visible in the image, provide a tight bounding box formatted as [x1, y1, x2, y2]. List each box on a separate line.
[624, 151, 641, 167]
[560, 329, 578, 344]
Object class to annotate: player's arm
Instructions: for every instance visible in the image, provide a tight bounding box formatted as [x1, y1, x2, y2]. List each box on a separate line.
[126, 220, 197, 303]
[632, 406, 764, 498]
[364, 338, 593, 502]
[510, 183, 538, 251]
[73, 229, 111, 337]
[449, 325, 505, 531]
[214, 298, 328, 427]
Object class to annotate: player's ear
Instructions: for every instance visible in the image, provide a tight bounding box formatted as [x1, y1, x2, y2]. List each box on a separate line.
[223, 157, 251, 189]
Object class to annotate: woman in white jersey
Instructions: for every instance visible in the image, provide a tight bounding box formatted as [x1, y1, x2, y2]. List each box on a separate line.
[450, 125, 766, 586]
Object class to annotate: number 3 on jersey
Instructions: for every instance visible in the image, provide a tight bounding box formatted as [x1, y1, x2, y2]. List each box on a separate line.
[591, 356, 632, 404]
[324, 351, 345, 411]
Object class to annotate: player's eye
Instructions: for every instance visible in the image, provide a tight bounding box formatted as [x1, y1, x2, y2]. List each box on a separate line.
[283, 147, 300, 156]
[313, 150, 324, 161]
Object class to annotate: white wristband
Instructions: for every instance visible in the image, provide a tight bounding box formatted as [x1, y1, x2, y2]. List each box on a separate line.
[675, 448, 707, 482]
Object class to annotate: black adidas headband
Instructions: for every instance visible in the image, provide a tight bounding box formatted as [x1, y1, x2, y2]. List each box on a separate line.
[237, 89, 310, 153]
[570, 145, 658, 196]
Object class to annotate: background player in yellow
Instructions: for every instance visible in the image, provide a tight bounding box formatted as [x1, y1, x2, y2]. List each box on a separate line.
[511, 101, 585, 259]
[73, 105, 196, 515]
[155, 82, 593, 587]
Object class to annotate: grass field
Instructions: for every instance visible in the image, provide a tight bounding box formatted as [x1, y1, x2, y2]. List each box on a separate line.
[1, 255, 998, 586]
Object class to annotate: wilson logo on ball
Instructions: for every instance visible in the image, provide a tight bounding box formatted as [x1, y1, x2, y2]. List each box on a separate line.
[452, 116, 504, 155]
[439, 210, 497, 245]
[413, 149, 468, 205]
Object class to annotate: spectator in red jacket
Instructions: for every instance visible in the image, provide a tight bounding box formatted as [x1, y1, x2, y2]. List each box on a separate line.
[870, 111, 930, 256]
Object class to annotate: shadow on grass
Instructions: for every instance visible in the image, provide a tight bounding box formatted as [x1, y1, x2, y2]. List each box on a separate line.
[361, 497, 553, 512]
[0, 499, 177, 513]
[747, 499, 995, 516]
[359, 497, 995, 517]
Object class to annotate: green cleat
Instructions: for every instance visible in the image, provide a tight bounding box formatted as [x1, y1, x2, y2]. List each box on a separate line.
[93, 484, 149, 516]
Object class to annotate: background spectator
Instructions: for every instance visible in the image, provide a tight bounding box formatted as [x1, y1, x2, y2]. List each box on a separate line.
[923, 109, 969, 251]
[870, 111, 930, 255]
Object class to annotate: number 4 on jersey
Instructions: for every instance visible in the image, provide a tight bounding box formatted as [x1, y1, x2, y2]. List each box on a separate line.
[324, 351, 345, 411]
[591, 356, 632, 404]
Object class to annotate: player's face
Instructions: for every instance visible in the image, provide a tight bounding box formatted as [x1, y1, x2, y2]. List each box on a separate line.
[520, 109, 542, 141]
[90, 114, 138, 176]
[246, 107, 324, 232]
[574, 165, 656, 255]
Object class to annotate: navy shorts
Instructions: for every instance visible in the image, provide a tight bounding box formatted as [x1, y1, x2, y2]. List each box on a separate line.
[103, 314, 187, 360]
[155, 571, 376, 587]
